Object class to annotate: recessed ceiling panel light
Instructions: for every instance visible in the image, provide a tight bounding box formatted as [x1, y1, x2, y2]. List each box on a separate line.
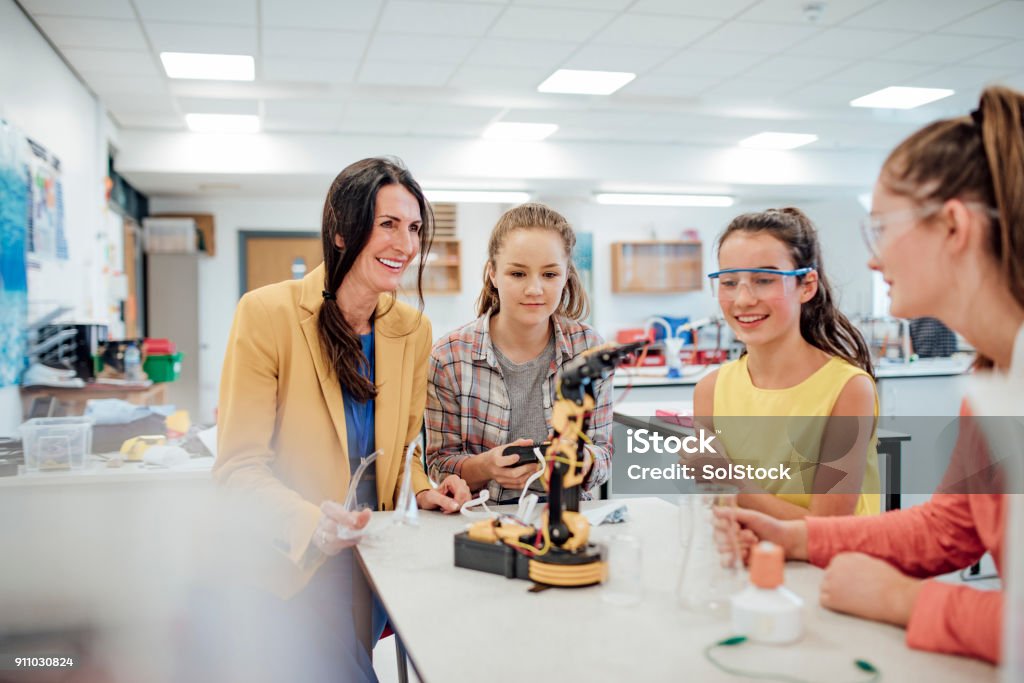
[482, 122, 558, 141]
[850, 86, 954, 110]
[595, 193, 734, 208]
[161, 52, 255, 81]
[185, 113, 260, 133]
[425, 190, 531, 204]
[738, 132, 818, 150]
[537, 69, 636, 95]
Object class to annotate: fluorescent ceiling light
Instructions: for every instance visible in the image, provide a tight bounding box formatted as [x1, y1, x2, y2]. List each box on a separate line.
[185, 113, 260, 134]
[537, 69, 636, 95]
[850, 86, 954, 110]
[425, 190, 531, 204]
[160, 52, 255, 81]
[595, 193, 734, 208]
[482, 122, 558, 141]
[739, 132, 818, 150]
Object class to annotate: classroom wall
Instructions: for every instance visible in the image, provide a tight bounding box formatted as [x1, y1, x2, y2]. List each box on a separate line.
[150, 192, 872, 424]
[0, 0, 116, 434]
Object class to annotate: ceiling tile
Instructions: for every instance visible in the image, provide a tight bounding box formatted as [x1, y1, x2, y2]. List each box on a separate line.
[103, 92, 178, 114]
[357, 61, 457, 87]
[21, 0, 134, 19]
[842, 0, 1001, 32]
[742, 55, 851, 82]
[61, 48, 161, 76]
[701, 77, 794, 101]
[176, 97, 259, 115]
[132, 0, 256, 26]
[828, 60, 944, 87]
[562, 45, 677, 73]
[261, 0, 383, 30]
[82, 73, 169, 96]
[35, 16, 147, 50]
[631, 0, 759, 19]
[784, 82, 886, 108]
[261, 57, 359, 83]
[737, 0, 879, 26]
[339, 102, 419, 134]
[906, 65, 1016, 89]
[616, 74, 717, 97]
[417, 104, 503, 125]
[145, 22, 256, 54]
[262, 28, 367, 60]
[263, 100, 346, 131]
[468, 39, 578, 69]
[935, 1, 1024, 38]
[654, 49, 764, 77]
[490, 7, 615, 41]
[378, 1, 503, 36]
[366, 34, 478, 64]
[448, 65, 549, 89]
[512, 0, 632, 9]
[965, 40, 1024, 68]
[786, 28, 918, 59]
[690, 22, 819, 53]
[111, 111, 185, 129]
[592, 14, 720, 47]
[880, 34, 1009, 64]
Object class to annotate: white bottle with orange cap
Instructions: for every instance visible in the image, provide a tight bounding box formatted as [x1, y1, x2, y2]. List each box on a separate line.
[730, 541, 804, 644]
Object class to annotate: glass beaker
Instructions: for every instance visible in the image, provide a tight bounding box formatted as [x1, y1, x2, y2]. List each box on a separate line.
[676, 484, 743, 615]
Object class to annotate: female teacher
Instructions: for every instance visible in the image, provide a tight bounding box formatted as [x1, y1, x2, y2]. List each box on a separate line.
[215, 157, 469, 682]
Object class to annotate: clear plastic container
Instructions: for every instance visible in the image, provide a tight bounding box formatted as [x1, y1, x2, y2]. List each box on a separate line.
[19, 417, 94, 471]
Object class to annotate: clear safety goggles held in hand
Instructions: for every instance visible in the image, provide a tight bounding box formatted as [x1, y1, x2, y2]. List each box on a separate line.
[707, 267, 815, 301]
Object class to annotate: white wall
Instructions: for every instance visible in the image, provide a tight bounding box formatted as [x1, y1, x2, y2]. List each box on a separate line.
[0, 0, 115, 434]
[151, 192, 873, 424]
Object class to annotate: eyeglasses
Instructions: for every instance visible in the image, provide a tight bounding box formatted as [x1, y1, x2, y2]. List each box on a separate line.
[707, 267, 815, 300]
[860, 201, 1000, 259]
[859, 204, 940, 259]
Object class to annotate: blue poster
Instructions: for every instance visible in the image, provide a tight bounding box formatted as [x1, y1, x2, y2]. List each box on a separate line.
[0, 120, 29, 387]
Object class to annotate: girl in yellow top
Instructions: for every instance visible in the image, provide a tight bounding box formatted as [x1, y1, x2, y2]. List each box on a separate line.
[694, 208, 880, 518]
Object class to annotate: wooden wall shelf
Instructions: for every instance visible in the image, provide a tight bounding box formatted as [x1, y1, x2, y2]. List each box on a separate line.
[611, 240, 703, 293]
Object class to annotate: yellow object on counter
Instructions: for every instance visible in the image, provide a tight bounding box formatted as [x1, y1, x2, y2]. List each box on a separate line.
[165, 410, 191, 436]
[120, 435, 167, 462]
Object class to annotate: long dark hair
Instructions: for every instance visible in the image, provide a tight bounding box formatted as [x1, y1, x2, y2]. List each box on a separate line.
[317, 157, 433, 401]
[881, 85, 1024, 369]
[718, 208, 874, 377]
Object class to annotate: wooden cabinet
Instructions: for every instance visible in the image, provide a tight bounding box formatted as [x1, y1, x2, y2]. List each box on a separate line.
[402, 237, 461, 295]
[611, 241, 702, 293]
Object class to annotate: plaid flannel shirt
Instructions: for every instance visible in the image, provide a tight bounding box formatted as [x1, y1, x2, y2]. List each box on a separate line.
[426, 313, 613, 502]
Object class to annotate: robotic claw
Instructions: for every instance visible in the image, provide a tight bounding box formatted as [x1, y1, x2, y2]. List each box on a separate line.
[453, 341, 646, 587]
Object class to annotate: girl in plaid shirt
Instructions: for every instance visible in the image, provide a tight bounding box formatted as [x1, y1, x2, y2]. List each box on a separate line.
[426, 203, 613, 503]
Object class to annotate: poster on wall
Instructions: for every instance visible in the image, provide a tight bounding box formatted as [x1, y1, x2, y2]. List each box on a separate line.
[26, 137, 67, 262]
[0, 120, 30, 387]
[573, 231, 594, 326]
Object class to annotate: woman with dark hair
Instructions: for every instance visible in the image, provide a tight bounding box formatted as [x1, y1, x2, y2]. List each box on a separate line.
[215, 157, 470, 681]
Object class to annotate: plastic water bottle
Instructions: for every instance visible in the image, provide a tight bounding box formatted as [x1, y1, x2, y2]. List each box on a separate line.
[124, 343, 143, 381]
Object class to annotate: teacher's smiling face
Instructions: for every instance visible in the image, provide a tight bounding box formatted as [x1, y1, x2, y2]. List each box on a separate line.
[337, 183, 423, 296]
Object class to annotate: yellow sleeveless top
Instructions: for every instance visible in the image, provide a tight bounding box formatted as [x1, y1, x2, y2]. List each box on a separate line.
[713, 355, 880, 516]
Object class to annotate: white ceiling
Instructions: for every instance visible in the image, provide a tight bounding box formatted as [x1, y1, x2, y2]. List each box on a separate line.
[16, 0, 1024, 196]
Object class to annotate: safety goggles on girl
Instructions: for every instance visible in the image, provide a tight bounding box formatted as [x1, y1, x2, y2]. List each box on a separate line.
[708, 267, 815, 300]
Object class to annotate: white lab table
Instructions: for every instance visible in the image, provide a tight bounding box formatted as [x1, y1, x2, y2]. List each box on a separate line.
[356, 498, 995, 683]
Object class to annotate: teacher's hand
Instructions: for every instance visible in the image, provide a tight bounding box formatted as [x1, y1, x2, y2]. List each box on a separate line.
[416, 474, 472, 513]
[314, 501, 372, 556]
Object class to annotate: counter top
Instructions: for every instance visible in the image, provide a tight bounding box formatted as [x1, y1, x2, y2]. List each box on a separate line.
[612, 357, 972, 388]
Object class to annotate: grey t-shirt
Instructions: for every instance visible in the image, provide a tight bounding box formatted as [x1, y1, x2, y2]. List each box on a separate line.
[492, 334, 555, 502]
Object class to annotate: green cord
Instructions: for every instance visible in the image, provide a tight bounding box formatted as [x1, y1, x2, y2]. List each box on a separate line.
[704, 636, 881, 683]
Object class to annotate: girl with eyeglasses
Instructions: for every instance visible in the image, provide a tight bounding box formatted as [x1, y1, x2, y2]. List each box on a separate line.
[723, 85, 1023, 664]
[693, 207, 881, 519]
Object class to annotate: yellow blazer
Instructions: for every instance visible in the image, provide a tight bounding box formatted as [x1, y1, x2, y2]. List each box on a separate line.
[215, 263, 432, 597]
